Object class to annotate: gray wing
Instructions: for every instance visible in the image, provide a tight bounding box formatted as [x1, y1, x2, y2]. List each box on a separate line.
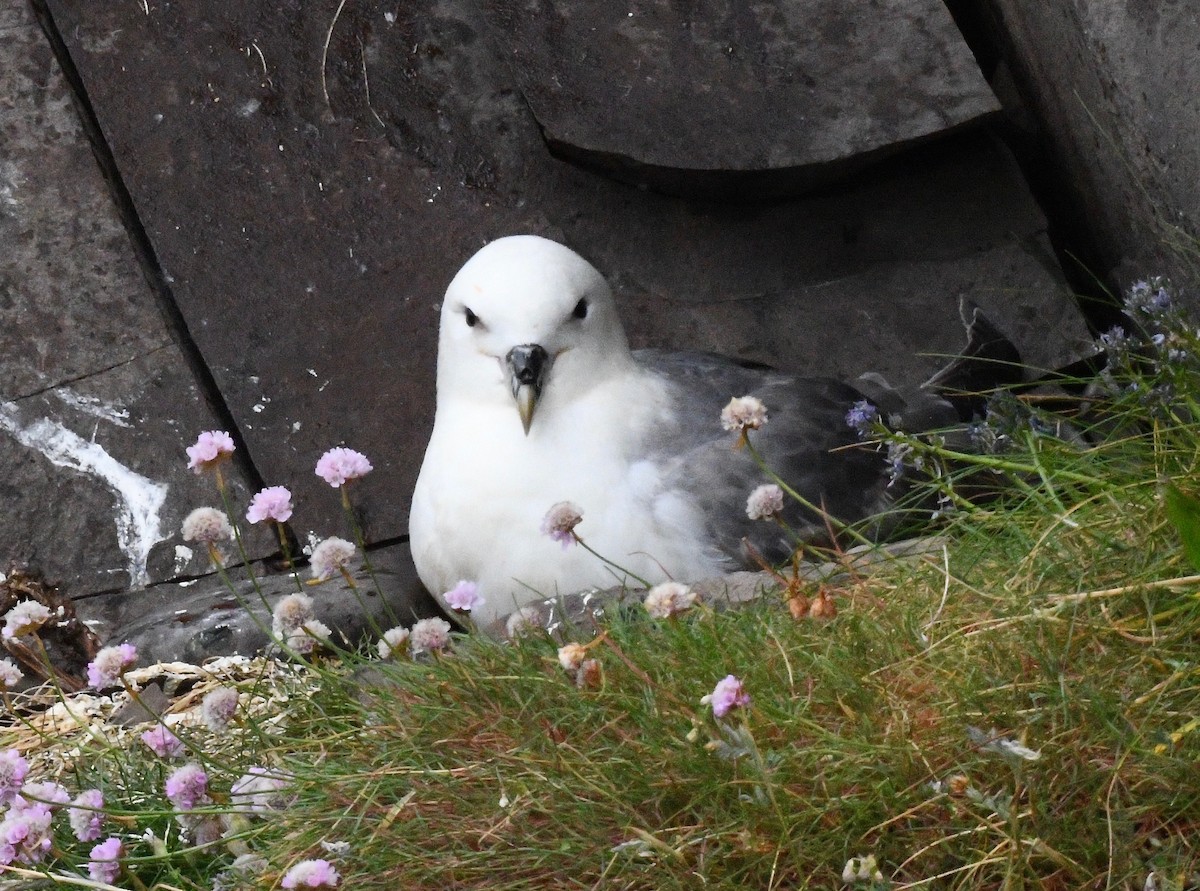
[634, 349, 901, 567]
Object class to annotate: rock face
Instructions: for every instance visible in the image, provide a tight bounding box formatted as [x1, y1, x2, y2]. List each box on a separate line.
[960, 1, 1200, 292]
[486, 0, 1001, 198]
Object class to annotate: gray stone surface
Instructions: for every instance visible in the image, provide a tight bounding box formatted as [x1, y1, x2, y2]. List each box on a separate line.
[0, 0, 265, 596]
[37, 0, 1088, 564]
[74, 542, 441, 663]
[486, 0, 1001, 197]
[973, 2, 1200, 290]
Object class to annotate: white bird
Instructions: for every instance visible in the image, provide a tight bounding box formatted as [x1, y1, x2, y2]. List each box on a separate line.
[410, 235, 984, 633]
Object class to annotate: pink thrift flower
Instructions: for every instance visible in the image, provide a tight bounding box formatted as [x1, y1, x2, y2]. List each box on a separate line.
[87, 643, 138, 689]
[315, 447, 373, 487]
[69, 789, 105, 842]
[186, 430, 235, 473]
[643, 582, 698, 619]
[230, 766, 294, 814]
[0, 802, 52, 865]
[0, 750, 28, 807]
[0, 658, 21, 689]
[14, 781, 69, 811]
[720, 396, 768, 432]
[181, 507, 233, 544]
[165, 763, 209, 811]
[376, 626, 410, 660]
[87, 836, 123, 884]
[201, 686, 239, 732]
[246, 485, 294, 524]
[141, 725, 184, 759]
[272, 593, 315, 638]
[703, 675, 751, 719]
[409, 618, 452, 657]
[443, 580, 483, 612]
[281, 858, 341, 889]
[309, 537, 356, 581]
[557, 642, 587, 672]
[2, 601, 54, 639]
[745, 483, 785, 521]
[541, 501, 583, 548]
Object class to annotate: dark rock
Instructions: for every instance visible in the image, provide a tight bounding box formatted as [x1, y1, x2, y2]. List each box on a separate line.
[486, 0, 1001, 199]
[0, 0, 266, 596]
[37, 0, 1088, 566]
[74, 542, 442, 661]
[961, 1, 1200, 293]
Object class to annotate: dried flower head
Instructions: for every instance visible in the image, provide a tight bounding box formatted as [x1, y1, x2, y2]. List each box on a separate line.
[141, 725, 184, 759]
[557, 642, 587, 672]
[165, 763, 209, 811]
[246, 486, 294, 524]
[272, 593, 315, 638]
[377, 626, 410, 660]
[181, 507, 233, 544]
[315, 447, 373, 488]
[541, 501, 583, 548]
[745, 483, 785, 521]
[87, 837, 123, 885]
[309, 537, 356, 581]
[0, 658, 22, 689]
[2, 601, 54, 639]
[643, 582, 699, 619]
[86, 643, 138, 689]
[720, 396, 768, 432]
[186, 430, 235, 474]
[443, 580, 484, 612]
[201, 686, 240, 732]
[281, 858, 341, 889]
[808, 589, 837, 620]
[576, 658, 602, 690]
[0, 749, 27, 807]
[69, 789, 105, 842]
[409, 617, 452, 657]
[702, 674, 750, 719]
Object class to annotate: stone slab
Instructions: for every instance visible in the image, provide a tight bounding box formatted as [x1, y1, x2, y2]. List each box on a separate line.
[0, 0, 265, 596]
[486, 0, 1001, 197]
[39, 0, 1089, 559]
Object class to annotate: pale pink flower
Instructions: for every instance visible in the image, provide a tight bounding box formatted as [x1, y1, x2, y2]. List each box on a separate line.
[643, 582, 698, 619]
[315, 447, 373, 487]
[557, 642, 587, 672]
[14, 781, 69, 811]
[141, 725, 184, 759]
[287, 619, 332, 655]
[377, 626, 410, 660]
[186, 430, 235, 473]
[720, 396, 768, 432]
[165, 763, 209, 811]
[69, 789, 105, 842]
[409, 617, 452, 656]
[281, 858, 341, 888]
[87, 837, 123, 884]
[309, 537, 356, 581]
[541, 501, 583, 548]
[2, 601, 53, 639]
[0, 658, 22, 689]
[200, 686, 239, 732]
[230, 766, 294, 814]
[246, 486, 294, 524]
[443, 580, 483, 612]
[504, 606, 542, 638]
[181, 507, 233, 543]
[272, 593, 315, 637]
[745, 483, 785, 520]
[0, 802, 52, 865]
[87, 643, 138, 689]
[0, 750, 28, 806]
[702, 675, 751, 718]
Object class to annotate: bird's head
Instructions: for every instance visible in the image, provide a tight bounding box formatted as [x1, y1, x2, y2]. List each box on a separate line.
[438, 235, 633, 434]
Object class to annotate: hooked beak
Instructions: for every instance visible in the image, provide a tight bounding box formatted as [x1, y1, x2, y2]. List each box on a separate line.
[506, 344, 551, 435]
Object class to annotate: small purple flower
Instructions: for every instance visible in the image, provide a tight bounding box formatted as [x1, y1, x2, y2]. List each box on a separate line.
[309, 537, 356, 581]
[69, 789, 105, 842]
[246, 485, 294, 524]
[186, 430, 235, 474]
[745, 483, 785, 521]
[443, 580, 484, 612]
[281, 858, 341, 889]
[541, 502, 583, 549]
[165, 763, 209, 811]
[87, 836, 123, 884]
[87, 643, 138, 689]
[703, 675, 751, 719]
[845, 399, 879, 437]
[1125, 277, 1172, 316]
[315, 447, 373, 487]
[0, 750, 28, 807]
[141, 725, 185, 759]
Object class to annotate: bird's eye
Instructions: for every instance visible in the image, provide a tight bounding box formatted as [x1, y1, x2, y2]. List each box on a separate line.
[572, 298, 588, 320]
[464, 307, 479, 328]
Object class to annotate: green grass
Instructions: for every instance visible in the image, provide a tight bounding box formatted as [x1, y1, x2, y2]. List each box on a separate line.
[6, 283, 1200, 890]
